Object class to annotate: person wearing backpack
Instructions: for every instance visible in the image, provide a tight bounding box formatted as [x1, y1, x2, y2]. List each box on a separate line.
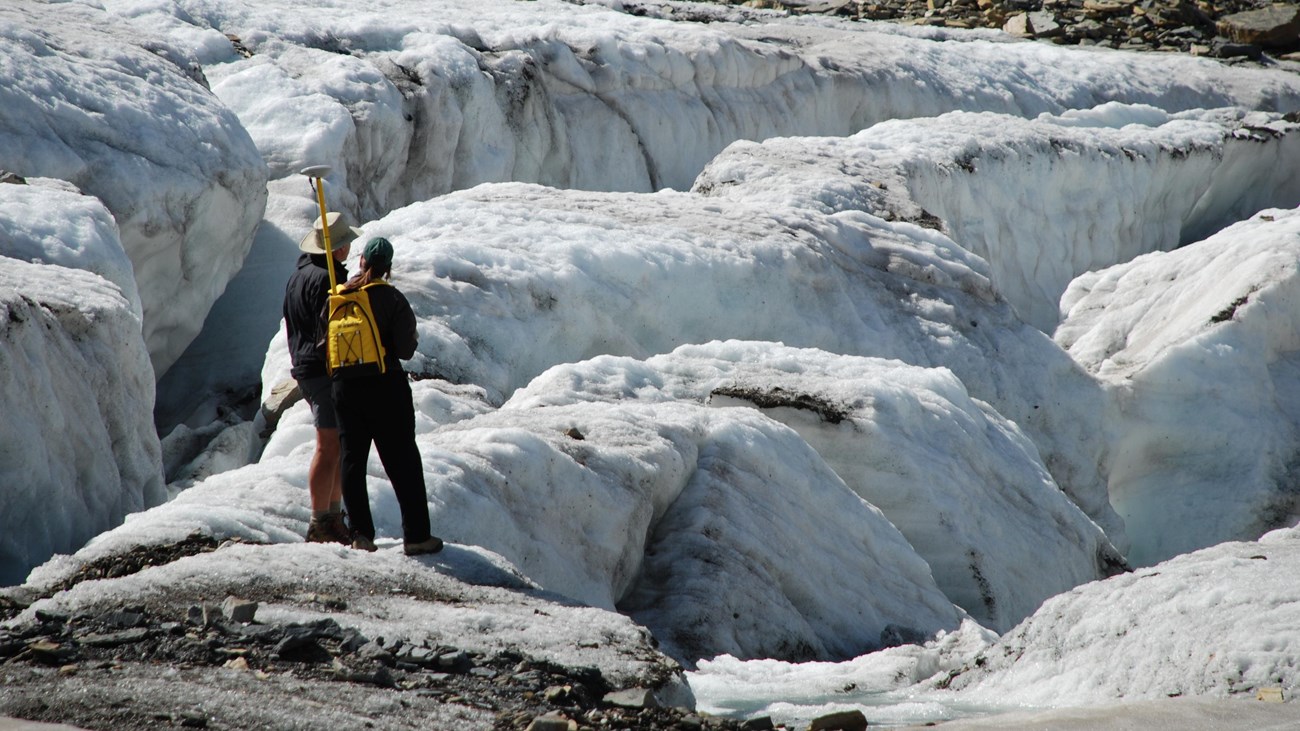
[284, 211, 363, 545]
[332, 237, 443, 556]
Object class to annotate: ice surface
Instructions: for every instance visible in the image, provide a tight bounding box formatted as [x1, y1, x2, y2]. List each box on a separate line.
[0, 2, 267, 376]
[5, 0, 1300, 726]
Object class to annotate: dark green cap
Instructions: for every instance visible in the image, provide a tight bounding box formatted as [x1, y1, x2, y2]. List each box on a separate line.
[363, 237, 393, 271]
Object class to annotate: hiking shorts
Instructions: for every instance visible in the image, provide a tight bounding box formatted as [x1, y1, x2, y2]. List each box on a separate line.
[298, 375, 338, 430]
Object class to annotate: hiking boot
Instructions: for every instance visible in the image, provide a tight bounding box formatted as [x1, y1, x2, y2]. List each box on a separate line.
[307, 513, 350, 545]
[329, 512, 352, 544]
[404, 535, 443, 556]
[351, 534, 377, 553]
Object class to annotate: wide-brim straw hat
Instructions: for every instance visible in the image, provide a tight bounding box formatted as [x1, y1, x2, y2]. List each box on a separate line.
[299, 211, 363, 254]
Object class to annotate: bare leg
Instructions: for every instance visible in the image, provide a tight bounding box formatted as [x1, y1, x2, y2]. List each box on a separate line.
[309, 427, 341, 513]
[329, 444, 343, 509]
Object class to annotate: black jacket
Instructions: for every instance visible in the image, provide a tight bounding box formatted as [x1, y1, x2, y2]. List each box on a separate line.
[283, 253, 348, 380]
[363, 281, 419, 373]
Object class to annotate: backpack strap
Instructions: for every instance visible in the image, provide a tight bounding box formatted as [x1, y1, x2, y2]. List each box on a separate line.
[331, 279, 389, 296]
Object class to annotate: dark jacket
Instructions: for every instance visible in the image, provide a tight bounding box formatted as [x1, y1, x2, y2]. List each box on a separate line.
[283, 253, 348, 380]
[363, 281, 419, 373]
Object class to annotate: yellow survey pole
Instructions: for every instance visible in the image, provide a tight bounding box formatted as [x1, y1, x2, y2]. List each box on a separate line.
[302, 165, 339, 291]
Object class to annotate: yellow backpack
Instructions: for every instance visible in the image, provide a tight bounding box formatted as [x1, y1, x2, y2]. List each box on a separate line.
[326, 281, 388, 378]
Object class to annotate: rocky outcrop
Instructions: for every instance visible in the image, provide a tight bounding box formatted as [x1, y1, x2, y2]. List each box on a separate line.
[752, 0, 1300, 60]
[0, 598, 748, 731]
[0, 536, 759, 731]
[1217, 4, 1300, 50]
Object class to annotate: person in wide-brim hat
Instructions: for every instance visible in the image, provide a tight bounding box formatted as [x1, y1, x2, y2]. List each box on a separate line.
[285, 208, 363, 548]
[300, 210, 364, 254]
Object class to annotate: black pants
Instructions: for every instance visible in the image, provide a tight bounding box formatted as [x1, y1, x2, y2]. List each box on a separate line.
[333, 371, 431, 543]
